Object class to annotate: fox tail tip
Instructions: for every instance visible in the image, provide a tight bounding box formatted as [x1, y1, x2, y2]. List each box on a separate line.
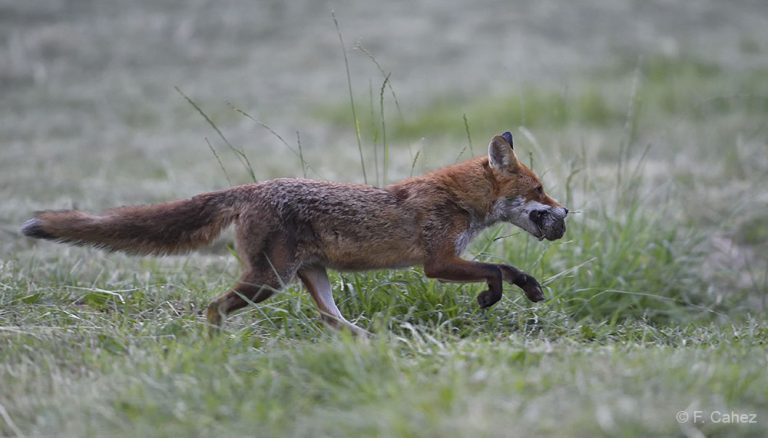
[21, 217, 55, 240]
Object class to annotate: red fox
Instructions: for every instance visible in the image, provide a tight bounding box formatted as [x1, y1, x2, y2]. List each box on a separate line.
[22, 132, 568, 336]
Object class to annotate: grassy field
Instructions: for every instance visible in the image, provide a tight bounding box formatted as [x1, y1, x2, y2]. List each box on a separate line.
[2, 1, 768, 437]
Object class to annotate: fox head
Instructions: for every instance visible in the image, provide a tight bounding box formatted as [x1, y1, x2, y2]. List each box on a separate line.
[486, 132, 568, 241]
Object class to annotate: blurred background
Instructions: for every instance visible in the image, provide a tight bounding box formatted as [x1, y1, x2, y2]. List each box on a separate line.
[3, 0, 766, 185]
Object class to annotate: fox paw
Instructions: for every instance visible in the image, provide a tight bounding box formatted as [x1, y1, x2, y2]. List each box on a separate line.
[519, 275, 545, 302]
[477, 290, 502, 308]
[206, 303, 224, 337]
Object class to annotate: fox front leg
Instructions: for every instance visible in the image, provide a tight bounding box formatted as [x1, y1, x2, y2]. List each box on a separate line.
[474, 265, 544, 307]
[424, 257, 506, 309]
[498, 265, 545, 302]
[474, 266, 544, 307]
[424, 257, 544, 308]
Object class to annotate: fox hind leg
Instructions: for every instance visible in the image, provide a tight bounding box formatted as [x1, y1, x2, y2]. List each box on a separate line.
[298, 266, 369, 338]
[206, 270, 281, 330]
[207, 233, 298, 332]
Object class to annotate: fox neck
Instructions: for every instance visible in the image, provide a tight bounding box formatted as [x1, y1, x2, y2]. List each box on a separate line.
[437, 158, 506, 254]
[440, 157, 500, 220]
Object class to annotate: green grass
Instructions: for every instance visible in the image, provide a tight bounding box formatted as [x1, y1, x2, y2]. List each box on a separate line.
[314, 55, 768, 156]
[1, 267, 766, 437]
[314, 87, 621, 142]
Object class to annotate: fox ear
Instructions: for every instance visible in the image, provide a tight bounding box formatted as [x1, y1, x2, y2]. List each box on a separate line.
[488, 133, 520, 173]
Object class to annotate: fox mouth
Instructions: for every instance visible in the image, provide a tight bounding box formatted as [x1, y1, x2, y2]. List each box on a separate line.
[500, 199, 568, 242]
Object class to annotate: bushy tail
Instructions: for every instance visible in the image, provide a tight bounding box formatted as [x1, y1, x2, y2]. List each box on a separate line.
[21, 190, 240, 255]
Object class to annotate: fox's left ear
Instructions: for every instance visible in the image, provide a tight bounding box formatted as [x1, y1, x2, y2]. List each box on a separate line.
[488, 132, 520, 173]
